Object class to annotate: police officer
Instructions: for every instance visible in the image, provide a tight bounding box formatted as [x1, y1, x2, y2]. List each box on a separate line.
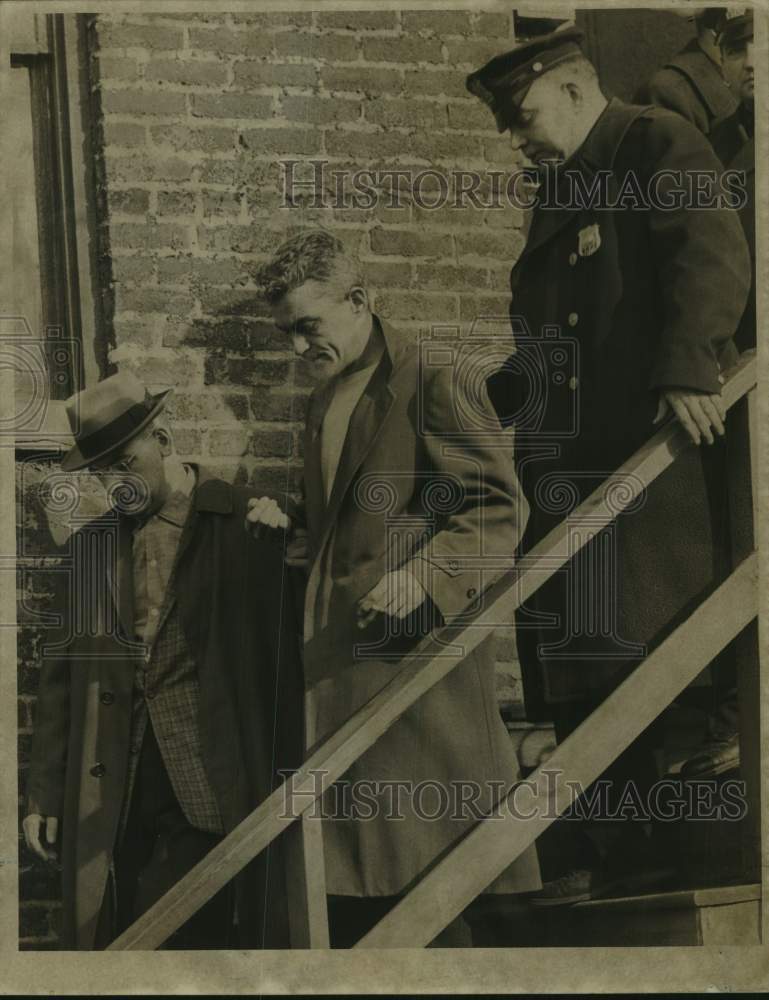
[635, 8, 737, 135]
[467, 27, 750, 905]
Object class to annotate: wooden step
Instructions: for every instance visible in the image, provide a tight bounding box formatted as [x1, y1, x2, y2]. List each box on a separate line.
[468, 883, 761, 947]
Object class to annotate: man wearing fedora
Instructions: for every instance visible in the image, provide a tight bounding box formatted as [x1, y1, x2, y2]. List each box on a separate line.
[22, 372, 304, 949]
[466, 27, 750, 903]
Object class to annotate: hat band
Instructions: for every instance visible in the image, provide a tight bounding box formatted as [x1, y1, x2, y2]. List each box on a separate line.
[75, 399, 155, 465]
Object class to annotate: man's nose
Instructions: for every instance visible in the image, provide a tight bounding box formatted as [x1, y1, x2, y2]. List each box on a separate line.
[744, 42, 754, 70]
[509, 128, 525, 152]
[292, 333, 309, 356]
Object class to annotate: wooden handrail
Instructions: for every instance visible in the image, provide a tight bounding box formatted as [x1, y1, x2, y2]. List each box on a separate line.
[357, 552, 758, 947]
[108, 351, 757, 951]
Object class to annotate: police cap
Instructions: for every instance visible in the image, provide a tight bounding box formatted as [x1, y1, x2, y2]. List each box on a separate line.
[466, 26, 586, 133]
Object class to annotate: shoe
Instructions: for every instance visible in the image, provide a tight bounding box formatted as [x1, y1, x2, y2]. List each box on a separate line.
[530, 868, 600, 907]
[680, 732, 739, 780]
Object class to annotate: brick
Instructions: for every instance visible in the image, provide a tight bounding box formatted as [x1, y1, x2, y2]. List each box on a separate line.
[243, 188, 284, 217]
[447, 100, 497, 132]
[156, 190, 197, 216]
[324, 130, 413, 161]
[198, 224, 284, 255]
[107, 188, 150, 214]
[459, 293, 513, 322]
[317, 11, 397, 31]
[250, 389, 309, 422]
[369, 228, 453, 258]
[484, 136, 516, 165]
[149, 124, 234, 154]
[239, 128, 322, 157]
[188, 26, 273, 57]
[111, 256, 156, 284]
[115, 287, 192, 316]
[402, 11, 472, 35]
[250, 429, 293, 458]
[97, 22, 184, 51]
[376, 291, 457, 322]
[281, 95, 361, 126]
[445, 38, 507, 68]
[362, 37, 443, 64]
[403, 69, 468, 99]
[249, 464, 303, 494]
[415, 264, 490, 292]
[98, 56, 139, 81]
[364, 97, 446, 131]
[173, 428, 203, 455]
[165, 390, 249, 424]
[143, 59, 229, 87]
[179, 319, 275, 352]
[474, 12, 512, 38]
[128, 352, 201, 387]
[274, 32, 359, 62]
[103, 122, 147, 147]
[234, 60, 318, 90]
[321, 65, 402, 96]
[205, 354, 290, 387]
[201, 190, 243, 217]
[110, 222, 191, 251]
[191, 93, 273, 120]
[113, 319, 159, 350]
[101, 89, 187, 116]
[106, 155, 195, 184]
[230, 12, 313, 28]
[208, 428, 251, 457]
[360, 260, 412, 288]
[197, 286, 268, 317]
[456, 229, 525, 260]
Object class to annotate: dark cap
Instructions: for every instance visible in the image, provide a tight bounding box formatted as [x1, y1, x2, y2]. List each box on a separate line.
[466, 26, 586, 133]
[718, 9, 753, 47]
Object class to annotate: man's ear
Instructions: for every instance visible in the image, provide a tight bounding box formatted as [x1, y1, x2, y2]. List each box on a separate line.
[563, 80, 583, 107]
[347, 286, 370, 314]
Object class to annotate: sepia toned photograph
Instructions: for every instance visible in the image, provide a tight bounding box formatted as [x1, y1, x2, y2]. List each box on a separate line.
[1, 0, 766, 993]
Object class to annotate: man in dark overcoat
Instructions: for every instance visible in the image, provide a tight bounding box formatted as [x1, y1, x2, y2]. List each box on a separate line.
[23, 372, 304, 949]
[635, 7, 737, 135]
[247, 229, 541, 946]
[467, 27, 751, 903]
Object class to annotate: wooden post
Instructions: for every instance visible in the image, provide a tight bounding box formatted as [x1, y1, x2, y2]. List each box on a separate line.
[284, 813, 330, 948]
[729, 387, 761, 882]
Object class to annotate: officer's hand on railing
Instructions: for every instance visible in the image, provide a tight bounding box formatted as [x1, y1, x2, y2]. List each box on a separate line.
[654, 389, 726, 446]
[357, 568, 427, 629]
[285, 528, 309, 569]
[22, 814, 59, 863]
[245, 496, 292, 540]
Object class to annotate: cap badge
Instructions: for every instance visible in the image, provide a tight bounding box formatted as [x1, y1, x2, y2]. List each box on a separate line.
[532, 60, 543, 72]
[577, 223, 601, 257]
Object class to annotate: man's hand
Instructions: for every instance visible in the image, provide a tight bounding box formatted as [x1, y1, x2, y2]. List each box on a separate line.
[357, 568, 427, 629]
[285, 528, 309, 569]
[22, 814, 58, 862]
[654, 389, 726, 446]
[246, 496, 292, 539]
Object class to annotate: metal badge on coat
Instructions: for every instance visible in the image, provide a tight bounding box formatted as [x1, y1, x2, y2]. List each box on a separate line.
[577, 223, 601, 257]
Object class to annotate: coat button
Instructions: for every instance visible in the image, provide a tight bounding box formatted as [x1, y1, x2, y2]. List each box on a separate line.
[146, 691, 156, 701]
[568, 312, 579, 327]
[569, 252, 578, 266]
[569, 376, 579, 391]
[90, 763, 106, 778]
[100, 691, 114, 706]
[467, 588, 477, 599]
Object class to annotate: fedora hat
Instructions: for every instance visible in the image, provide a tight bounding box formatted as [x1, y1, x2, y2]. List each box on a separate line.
[61, 371, 172, 472]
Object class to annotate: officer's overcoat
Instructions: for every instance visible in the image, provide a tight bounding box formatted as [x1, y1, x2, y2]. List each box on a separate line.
[488, 99, 751, 715]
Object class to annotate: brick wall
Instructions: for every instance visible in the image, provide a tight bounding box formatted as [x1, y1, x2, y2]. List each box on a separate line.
[19, 9, 530, 946]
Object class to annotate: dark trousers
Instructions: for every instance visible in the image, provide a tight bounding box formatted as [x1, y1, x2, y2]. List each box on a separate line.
[327, 895, 472, 949]
[97, 722, 234, 949]
[536, 697, 665, 880]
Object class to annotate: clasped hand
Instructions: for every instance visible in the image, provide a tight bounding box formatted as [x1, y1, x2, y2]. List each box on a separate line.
[654, 388, 726, 445]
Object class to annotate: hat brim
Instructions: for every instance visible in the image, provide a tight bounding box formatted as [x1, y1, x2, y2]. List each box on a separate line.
[60, 388, 173, 472]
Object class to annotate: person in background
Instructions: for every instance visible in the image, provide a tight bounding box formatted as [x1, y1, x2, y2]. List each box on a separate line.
[635, 7, 737, 135]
